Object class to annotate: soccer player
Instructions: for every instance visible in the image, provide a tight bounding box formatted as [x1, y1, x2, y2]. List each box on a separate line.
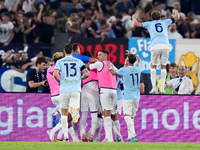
[132, 9, 179, 94]
[108, 54, 141, 142]
[54, 43, 89, 142]
[88, 50, 117, 142]
[80, 51, 99, 142]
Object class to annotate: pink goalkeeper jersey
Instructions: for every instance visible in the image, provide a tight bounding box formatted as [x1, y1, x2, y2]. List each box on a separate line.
[97, 61, 117, 89]
[82, 62, 98, 85]
[46, 66, 60, 96]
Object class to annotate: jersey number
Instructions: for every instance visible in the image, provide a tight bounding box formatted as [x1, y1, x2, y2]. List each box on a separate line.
[155, 23, 163, 33]
[130, 73, 139, 86]
[64, 63, 77, 77]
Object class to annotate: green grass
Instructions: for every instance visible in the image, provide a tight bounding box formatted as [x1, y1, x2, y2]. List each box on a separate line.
[0, 142, 200, 150]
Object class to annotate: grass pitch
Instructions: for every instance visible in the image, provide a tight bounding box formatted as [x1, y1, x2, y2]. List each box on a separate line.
[1, 142, 200, 150]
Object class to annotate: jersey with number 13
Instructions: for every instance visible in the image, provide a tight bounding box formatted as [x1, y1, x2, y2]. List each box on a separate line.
[117, 62, 141, 100]
[142, 19, 173, 48]
[55, 56, 85, 94]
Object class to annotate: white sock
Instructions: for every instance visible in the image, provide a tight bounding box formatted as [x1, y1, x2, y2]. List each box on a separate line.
[95, 118, 102, 142]
[80, 111, 88, 137]
[161, 69, 166, 92]
[151, 69, 157, 91]
[68, 126, 77, 140]
[57, 129, 63, 140]
[51, 122, 61, 134]
[112, 120, 120, 136]
[104, 116, 113, 142]
[114, 120, 121, 135]
[124, 116, 136, 139]
[90, 112, 97, 136]
[73, 122, 79, 138]
[61, 115, 68, 140]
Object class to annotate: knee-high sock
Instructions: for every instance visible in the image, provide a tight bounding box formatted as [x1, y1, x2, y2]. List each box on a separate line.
[73, 122, 79, 138]
[90, 112, 97, 136]
[151, 69, 157, 91]
[95, 117, 102, 142]
[104, 116, 113, 142]
[80, 111, 88, 137]
[68, 126, 77, 140]
[161, 69, 166, 92]
[112, 120, 120, 136]
[51, 122, 61, 134]
[57, 129, 63, 140]
[124, 116, 136, 139]
[114, 120, 121, 135]
[61, 115, 68, 140]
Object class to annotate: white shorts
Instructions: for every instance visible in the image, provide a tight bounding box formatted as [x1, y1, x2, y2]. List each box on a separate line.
[60, 92, 80, 109]
[111, 100, 122, 115]
[151, 44, 170, 66]
[81, 81, 100, 112]
[51, 95, 61, 113]
[123, 100, 139, 117]
[100, 88, 117, 111]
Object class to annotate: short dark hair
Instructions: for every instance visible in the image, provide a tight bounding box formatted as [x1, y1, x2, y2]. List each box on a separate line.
[36, 57, 47, 66]
[82, 51, 93, 57]
[73, 44, 79, 52]
[1, 12, 11, 19]
[65, 43, 73, 54]
[100, 19, 107, 26]
[98, 50, 109, 56]
[128, 54, 136, 64]
[169, 63, 177, 68]
[34, 50, 42, 56]
[151, 10, 161, 20]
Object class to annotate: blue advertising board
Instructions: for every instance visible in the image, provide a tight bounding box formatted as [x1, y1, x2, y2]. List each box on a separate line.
[128, 38, 175, 74]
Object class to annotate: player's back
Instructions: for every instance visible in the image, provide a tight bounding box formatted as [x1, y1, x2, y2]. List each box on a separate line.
[55, 56, 85, 94]
[47, 66, 60, 96]
[117, 63, 141, 100]
[142, 19, 172, 48]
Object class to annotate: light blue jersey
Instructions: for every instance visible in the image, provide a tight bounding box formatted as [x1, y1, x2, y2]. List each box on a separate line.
[116, 77, 124, 100]
[55, 56, 85, 94]
[117, 62, 141, 100]
[142, 19, 172, 48]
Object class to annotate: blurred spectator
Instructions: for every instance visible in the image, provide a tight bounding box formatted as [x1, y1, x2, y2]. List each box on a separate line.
[191, 22, 200, 38]
[189, 0, 200, 20]
[186, 11, 199, 37]
[5, 0, 15, 11]
[121, 10, 134, 38]
[0, 49, 14, 67]
[84, 0, 100, 12]
[168, 23, 183, 39]
[166, 0, 180, 12]
[31, 50, 43, 61]
[54, 13, 67, 34]
[176, 12, 190, 38]
[96, 19, 116, 38]
[105, 10, 116, 26]
[22, 0, 37, 13]
[66, 16, 85, 38]
[46, 58, 54, 68]
[85, 7, 94, 16]
[56, 0, 70, 16]
[0, 12, 14, 46]
[67, 0, 84, 15]
[26, 56, 49, 93]
[111, 13, 126, 38]
[0, 0, 8, 14]
[12, 12, 26, 43]
[81, 15, 97, 37]
[78, 8, 85, 17]
[105, 0, 119, 13]
[165, 66, 193, 95]
[45, 0, 60, 10]
[48, 9, 57, 26]
[116, 0, 135, 15]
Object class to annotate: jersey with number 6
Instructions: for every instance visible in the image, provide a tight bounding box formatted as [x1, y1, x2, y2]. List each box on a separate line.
[55, 56, 85, 94]
[117, 62, 141, 100]
[142, 19, 173, 48]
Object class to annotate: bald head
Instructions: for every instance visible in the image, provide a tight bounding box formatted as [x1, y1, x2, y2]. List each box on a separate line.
[178, 66, 187, 78]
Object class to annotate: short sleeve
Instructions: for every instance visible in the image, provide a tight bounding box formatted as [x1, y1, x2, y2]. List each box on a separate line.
[117, 67, 125, 76]
[142, 21, 149, 29]
[164, 19, 173, 26]
[55, 60, 61, 70]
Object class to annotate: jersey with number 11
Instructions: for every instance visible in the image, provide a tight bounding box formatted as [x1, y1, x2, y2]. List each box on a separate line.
[142, 19, 173, 48]
[117, 62, 141, 100]
[55, 56, 85, 94]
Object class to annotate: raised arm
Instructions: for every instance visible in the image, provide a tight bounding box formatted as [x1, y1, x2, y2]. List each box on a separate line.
[172, 9, 179, 21]
[132, 14, 142, 27]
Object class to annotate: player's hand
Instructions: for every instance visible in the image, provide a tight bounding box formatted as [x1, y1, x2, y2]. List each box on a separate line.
[132, 14, 137, 20]
[125, 50, 132, 55]
[3, 42, 9, 46]
[172, 9, 178, 14]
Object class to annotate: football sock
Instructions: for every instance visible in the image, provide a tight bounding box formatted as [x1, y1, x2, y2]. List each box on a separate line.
[90, 112, 98, 136]
[104, 116, 113, 142]
[80, 111, 88, 137]
[95, 117, 103, 142]
[57, 129, 63, 140]
[51, 122, 61, 134]
[73, 122, 79, 138]
[151, 69, 157, 91]
[112, 120, 120, 136]
[114, 120, 121, 135]
[124, 116, 136, 139]
[61, 115, 68, 140]
[68, 126, 77, 141]
[161, 69, 166, 92]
